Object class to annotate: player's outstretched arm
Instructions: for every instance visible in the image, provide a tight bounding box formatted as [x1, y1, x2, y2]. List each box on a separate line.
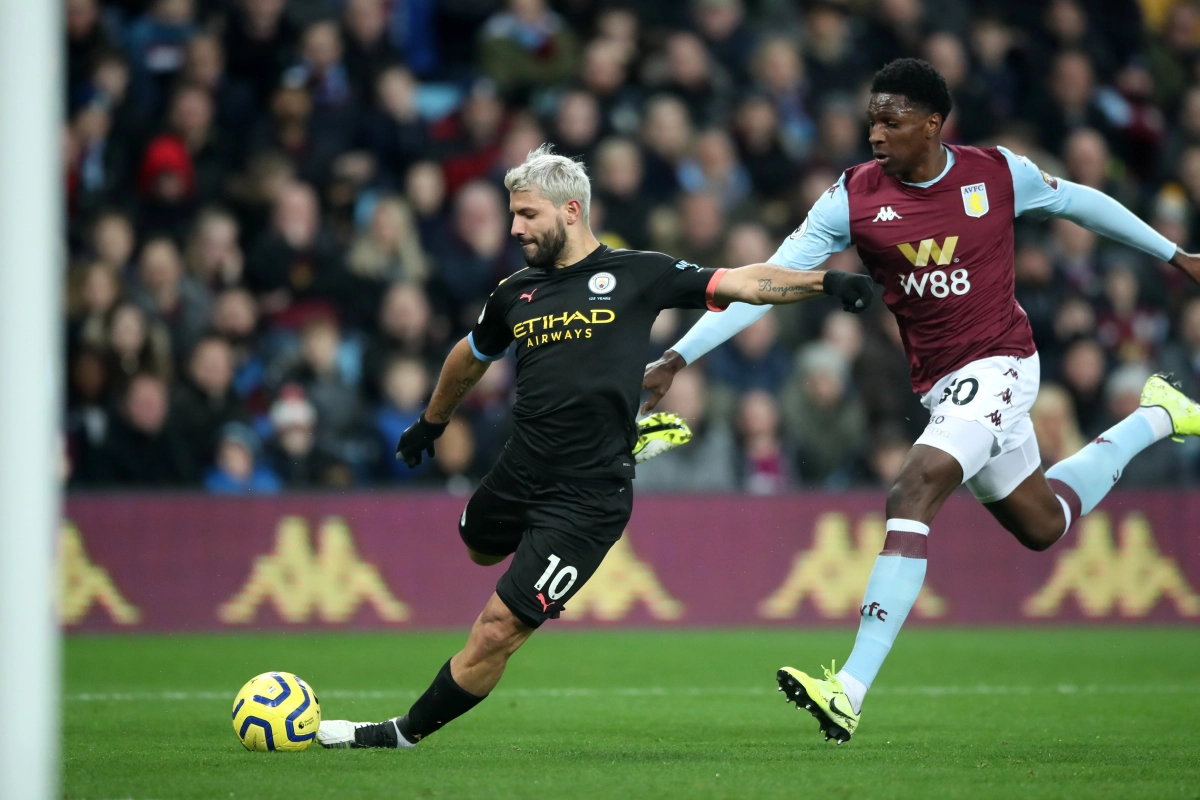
[713, 264, 875, 311]
[395, 338, 490, 467]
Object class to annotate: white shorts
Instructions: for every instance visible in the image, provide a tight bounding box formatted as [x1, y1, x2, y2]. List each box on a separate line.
[914, 353, 1043, 503]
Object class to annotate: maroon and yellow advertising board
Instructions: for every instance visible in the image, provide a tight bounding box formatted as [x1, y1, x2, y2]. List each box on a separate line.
[62, 492, 1200, 631]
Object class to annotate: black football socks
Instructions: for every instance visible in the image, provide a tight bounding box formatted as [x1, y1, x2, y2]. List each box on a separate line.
[354, 659, 487, 747]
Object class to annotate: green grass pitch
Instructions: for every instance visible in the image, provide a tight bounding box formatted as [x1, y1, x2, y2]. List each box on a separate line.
[65, 628, 1200, 799]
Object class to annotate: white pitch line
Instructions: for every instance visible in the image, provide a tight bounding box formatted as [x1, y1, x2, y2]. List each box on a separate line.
[63, 685, 1200, 703]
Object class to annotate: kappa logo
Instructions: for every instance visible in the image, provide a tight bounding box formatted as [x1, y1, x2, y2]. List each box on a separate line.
[588, 271, 616, 295]
[59, 521, 141, 626]
[520, 288, 538, 303]
[873, 206, 902, 222]
[987, 409, 1003, 426]
[897, 236, 958, 267]
[996, 388, 1013, 405]
[218, 516, 409, 624]
[961, 183, 989, 217]
[1023, 512, 1200, 618]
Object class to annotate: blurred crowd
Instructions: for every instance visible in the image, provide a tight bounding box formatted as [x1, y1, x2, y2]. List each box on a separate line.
[63, 0, 1200, 493]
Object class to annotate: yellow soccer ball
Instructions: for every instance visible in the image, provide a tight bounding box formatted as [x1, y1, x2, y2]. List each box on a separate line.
[232, 672, 321, 752]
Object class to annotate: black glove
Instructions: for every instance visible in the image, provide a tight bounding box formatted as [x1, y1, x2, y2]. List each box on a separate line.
[396, 414, 449, 467]
[822, 270, 876, 313]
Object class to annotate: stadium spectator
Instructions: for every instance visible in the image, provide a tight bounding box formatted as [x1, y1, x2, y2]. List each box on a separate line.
[164, 83, 233, 206]
[204, 421, 282, 493]
[580, 38, 640, 137]
[360, 66, 429, 179]
[346, 195, 428, 285]
[1060, 336, 1108, 437]
[279, 316, 369, 471]
[677, 129, 751, 212]
[181, 34, 258, 140]
[708, 312, 791, 394]
[124, 0, 198, 112]
[103, 300, 173, 396]
[374, 356, 430, 481]
[246, 181, 351, 328]
[341, 0, 400, 105]
[171, 336, 248, 468]
[426, 180, 523, 331]
[185, 207, 244, 291]
[431, 417, 477, 493]
[361, 282, 438, 402]
[222, 0, 297, 102]
[210, 288, 267, 405]
[1031, 382, 1086, 469]
[736, 389, 789, 494]
[478, 0, 580, 99]
[865, 425, 911, 485]
[265, 384, 349, 487]
[635, 367, 737, 492]
[86, 372, 195, 486]
[639, 95, 692, 202]
[593, 137, 652, 250]
[552, 90, 602, 163]
[782, 342, 868, 487]
[732, 95, 798, 202]
[751, 36, 812, 159]
[131, 236, 212, 361]
[69, 261, 124, 354]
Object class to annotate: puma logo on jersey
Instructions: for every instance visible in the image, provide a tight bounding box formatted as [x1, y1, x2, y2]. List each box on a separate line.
[520, 288, 538, 303]
[873, 206, 902, 222]
[898, 236, 958, 267]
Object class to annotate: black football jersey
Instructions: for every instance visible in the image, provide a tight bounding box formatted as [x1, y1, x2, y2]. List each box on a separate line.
[469, 244, 725, 480]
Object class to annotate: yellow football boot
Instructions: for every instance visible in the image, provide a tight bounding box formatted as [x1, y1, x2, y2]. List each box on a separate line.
[777, 661, 860, 744]
[632, 412, 693, 463]
[1140, 373, 1200, 442]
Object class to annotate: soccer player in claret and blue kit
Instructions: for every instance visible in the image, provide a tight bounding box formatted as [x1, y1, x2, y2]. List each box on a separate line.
[314, 145, 876, 750]
[644, 58, 1200, 744]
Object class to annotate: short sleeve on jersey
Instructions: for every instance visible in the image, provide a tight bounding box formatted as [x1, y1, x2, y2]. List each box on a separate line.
[649, 257, 727, 311]
[469, 290, 513, 361]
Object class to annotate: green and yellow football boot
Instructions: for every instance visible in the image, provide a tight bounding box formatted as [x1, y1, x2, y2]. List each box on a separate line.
[1140, 373, 1200, 442]
[632, 412, 693, 463]
[777, 661, 860, 744]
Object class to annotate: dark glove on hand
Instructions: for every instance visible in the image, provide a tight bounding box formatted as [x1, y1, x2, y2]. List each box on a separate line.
[823, 270, 876, 313]
[396, 414, 449, 468]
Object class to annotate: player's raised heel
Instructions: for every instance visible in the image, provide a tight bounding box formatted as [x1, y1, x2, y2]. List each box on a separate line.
[1140, 373, 1200, 441]
[776, 664, 859, 744]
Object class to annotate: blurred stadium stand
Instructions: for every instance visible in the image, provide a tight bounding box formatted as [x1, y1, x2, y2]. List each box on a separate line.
[61, 0, 1200, 492]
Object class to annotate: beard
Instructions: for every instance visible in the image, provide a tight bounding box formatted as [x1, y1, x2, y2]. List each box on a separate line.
[520, 217, 568, 272]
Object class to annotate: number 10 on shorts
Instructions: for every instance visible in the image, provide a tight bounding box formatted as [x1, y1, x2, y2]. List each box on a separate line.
[535, 554, 578, 601]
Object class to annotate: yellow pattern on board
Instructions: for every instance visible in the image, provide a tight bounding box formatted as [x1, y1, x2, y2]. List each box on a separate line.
[59, 521, 141, 625]
[219, 516, 409, 624]
[1024, 512, 1200, 618]
[562, 533, 684, 621]
[758, 513, 947, 620]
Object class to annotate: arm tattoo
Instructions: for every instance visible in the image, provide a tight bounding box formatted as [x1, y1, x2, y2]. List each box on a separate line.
[757, 278, 815, 299]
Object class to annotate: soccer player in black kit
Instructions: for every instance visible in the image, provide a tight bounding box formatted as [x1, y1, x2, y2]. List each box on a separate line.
[317, 145, 875, 750]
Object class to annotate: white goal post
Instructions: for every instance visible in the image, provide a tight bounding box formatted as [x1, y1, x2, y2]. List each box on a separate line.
[0, 0, 63, 798]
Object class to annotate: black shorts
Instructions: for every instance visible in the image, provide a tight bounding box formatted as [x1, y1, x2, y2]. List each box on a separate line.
[458, 449, 633, 629]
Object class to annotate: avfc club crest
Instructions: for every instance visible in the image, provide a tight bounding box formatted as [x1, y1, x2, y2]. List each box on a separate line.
[588, 271, 617, 295]
[961, 183, 989, 217]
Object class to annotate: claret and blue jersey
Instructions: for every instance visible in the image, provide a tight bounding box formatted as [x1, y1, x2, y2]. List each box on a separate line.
[673, 144, 1176, 396]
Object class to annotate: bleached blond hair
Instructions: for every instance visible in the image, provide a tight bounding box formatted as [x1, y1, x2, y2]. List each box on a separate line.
[503, 143, 591, 224]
